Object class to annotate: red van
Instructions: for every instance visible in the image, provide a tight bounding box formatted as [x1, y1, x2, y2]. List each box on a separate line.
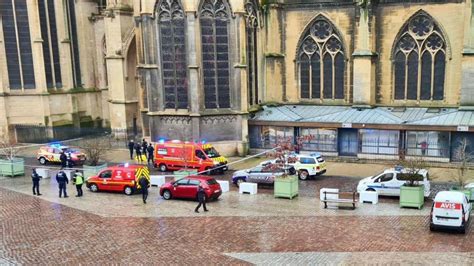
[86, 164, 150, 195]
[154, 141, 227, 173]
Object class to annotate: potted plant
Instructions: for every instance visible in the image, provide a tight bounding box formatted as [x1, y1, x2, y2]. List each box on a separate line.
[267, 136, 299, 199]
[0, 135, 24, 177]
[79, 137, 110, 178]
[450, 138, 474, 201]
[397, 156, 428, 209]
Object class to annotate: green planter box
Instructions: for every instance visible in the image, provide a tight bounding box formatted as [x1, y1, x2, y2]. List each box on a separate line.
[450, 186, 473, 202]
[0, 158, 25, 177]
[400, 185, 424, 209]
[83, 163, 108, 178]
[173, 169, 198, 181]
[274, 175, 299, 199]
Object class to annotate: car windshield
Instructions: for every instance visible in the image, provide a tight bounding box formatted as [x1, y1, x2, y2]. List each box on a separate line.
[206, 178, 218, 185]
[204, 147, 220, 158]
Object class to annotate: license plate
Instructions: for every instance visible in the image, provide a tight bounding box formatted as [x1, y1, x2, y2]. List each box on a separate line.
[438, 217, 449, 221]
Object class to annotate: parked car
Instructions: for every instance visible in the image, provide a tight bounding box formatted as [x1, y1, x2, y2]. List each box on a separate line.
[232, 164, 296, 187]
[160, 175, 222, 201]
[86, 164, 150, 195]
[260, 152, 326, 180]
[36, 144, 86, 165]
[357, 168, 431, 197]
[430, 191, 471, 233]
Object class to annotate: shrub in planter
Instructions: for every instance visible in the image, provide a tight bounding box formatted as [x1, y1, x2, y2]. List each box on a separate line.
[274, 174, 299, 199]
[396, 157, 428, 209]
[79, 137, 110, 178]
[0, 136, 24, 177]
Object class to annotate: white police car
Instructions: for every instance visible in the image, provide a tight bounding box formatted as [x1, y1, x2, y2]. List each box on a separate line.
[357, 167, 431, 197]
[430, 191, 471, 233]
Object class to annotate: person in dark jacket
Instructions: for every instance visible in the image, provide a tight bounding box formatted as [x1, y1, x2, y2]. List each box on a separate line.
[142, 139, 148, 160]
[56, 170, 69, 198]
[195, 185, 208, 213]
[31, 168, 42, 196]
[135, 143, 142, 162]
[128, 140, 135, 159]
[146, 143, 154, 165]
[60, 152, 67, 169]
[138, 175, 149, 204]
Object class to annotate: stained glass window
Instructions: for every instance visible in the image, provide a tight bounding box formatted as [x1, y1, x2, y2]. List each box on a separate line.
[158, 0, 188, 109]
[0, 0, 35, 89]
[65, 0, 81, 87]
[39, 0, 62, 89]
[200, 0, 230, 109]
[392, 12, 446, 101]
[296, 16, 345, 100]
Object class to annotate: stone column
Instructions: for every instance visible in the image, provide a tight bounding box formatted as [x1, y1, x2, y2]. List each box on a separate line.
[185, 11, 201, 140]
[27, 0, 47, 92]
[264, 3, 285, 102]
[141, 14, 161, 112]
[460, 1, 474, 108]
[104, 6, 136, 129]
[352, 1, 377, 107]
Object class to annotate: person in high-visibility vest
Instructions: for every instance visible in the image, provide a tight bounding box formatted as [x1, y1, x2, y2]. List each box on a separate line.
[72, 170, 84, 197]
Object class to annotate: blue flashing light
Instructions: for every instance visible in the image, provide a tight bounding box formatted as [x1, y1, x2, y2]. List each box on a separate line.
[124, 163, 129, 167]
[158, 138, 165, 144]
[201, 139, 207, 144]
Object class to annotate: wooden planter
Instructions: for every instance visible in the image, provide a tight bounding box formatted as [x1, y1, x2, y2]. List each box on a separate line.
[83, 163, 108, 178]
[400, 185, 424, 209]
[173, 169, 198, 181]
[274, 175, 299, 199]
[0, 158, 25, 177]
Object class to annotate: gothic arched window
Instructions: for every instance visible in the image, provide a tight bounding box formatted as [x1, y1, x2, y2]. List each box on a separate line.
[157, 0, 188, 109]
[393, 12, 446, 101]
[245, 0, 259, 106]
[200, 0, 231, 109]
[296, 17, 345, 100]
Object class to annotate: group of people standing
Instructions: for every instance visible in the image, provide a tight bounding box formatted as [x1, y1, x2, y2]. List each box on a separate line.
[128, 138, 154, 165]
[31, 169, 84, 198]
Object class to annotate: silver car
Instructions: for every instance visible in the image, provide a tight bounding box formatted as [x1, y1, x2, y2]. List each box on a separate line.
[232, 164, 296, 187]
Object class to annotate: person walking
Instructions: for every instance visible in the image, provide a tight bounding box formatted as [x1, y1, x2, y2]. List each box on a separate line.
[56, 170, 69, 198]
[142, 138, 148, 161]
[138, 175, 149, 204]
[135, 142, 143, 163]
[60, 152, 67, 169]
[194, 185, 208, 213]
[146, 143, 154, 165]
[73, 170, 84, 197]
[128, 140, 135, 160]
[66, 152, 73, 168]
[31, 168, 42, 196]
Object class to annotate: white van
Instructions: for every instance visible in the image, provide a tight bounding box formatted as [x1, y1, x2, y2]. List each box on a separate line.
[357, 168, 431, 197]
[430, 191, 471, 233]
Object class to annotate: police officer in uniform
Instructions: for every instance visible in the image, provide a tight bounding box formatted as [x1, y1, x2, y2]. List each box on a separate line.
[60, 152, 67, 169]
[195, 185, 208, 213]
[31, 168, 42, 196]
[138, 175, 150, 204]
[146, 143, 154, 165]
[56, 170, 69, 198]
[73, 170, 84, 197]
[128, 140, 135, 159]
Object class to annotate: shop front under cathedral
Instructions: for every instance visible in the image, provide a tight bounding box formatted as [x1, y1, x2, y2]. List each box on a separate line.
[1, 0, 474, 159]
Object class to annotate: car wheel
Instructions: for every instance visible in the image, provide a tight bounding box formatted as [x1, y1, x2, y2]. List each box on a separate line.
[236, 178, 245, 187]
[162, 190, 172, 200]
[459, 224, 466, 234]
[39, 157, 47, 165]
[124, 186, 133, 196]
[429, 224, 434, 232]
[298, 170, 309, 180]
[90, 184, 99, 192]
[159, 164, 167, 172]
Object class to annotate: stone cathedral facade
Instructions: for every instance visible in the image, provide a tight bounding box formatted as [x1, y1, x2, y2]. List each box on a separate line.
[1, 0, 474, 158]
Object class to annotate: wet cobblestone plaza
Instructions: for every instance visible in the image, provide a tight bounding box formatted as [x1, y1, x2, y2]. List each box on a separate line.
[1, 168, 473, 265]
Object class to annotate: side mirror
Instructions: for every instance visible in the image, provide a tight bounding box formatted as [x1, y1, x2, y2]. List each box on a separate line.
[173, 183, 178, 187]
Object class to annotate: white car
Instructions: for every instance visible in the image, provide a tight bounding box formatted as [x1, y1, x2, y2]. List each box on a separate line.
[260, 153, 326, 180]
[430, 191, 471, 233]
[357, 168, 431, 197]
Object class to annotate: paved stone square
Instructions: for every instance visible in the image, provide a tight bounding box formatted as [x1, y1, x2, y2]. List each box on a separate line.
[1, 165, 473, 265]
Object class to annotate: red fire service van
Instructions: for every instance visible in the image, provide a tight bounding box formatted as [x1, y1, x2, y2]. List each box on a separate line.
[86, 164, 150, 195]
[154, 140, 228, 173]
